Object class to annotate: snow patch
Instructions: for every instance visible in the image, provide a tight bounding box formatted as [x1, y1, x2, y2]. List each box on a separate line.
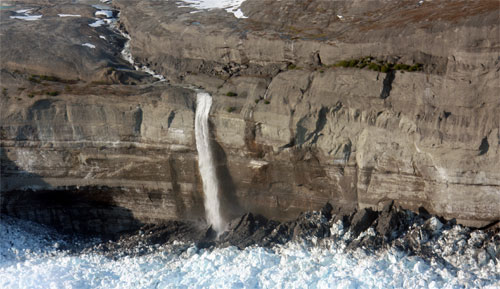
[82, 43, 96, 49]
[16, 9, 31, 13]
[89, 19, 105, 27]
[95, 10, 113, 18]
[181, 0, 248, 18]
[10, 9, 42, 21]
[10, 15, 42, 21]
[58, 14, 81, 17]
[249, 160, 268, 169]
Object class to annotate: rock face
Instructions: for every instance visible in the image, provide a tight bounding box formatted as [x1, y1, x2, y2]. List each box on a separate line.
[1, 0, 499, 233]
[117, 0, 500, 226]
[0, 83, 206, 234]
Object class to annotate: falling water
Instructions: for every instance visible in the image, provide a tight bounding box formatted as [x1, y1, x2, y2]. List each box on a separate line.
[194, 92, 225, 233]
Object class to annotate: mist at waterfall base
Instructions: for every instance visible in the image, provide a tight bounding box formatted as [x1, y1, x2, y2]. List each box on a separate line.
[1, 216, 499, 289]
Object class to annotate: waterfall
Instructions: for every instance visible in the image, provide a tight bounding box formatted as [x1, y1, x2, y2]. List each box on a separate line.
[194, 92, 225, 233]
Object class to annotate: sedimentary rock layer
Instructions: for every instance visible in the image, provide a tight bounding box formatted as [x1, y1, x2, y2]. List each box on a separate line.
[1, 0, 499, 233]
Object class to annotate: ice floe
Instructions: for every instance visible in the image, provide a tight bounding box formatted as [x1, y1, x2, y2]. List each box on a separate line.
[181, 0, 248, 18]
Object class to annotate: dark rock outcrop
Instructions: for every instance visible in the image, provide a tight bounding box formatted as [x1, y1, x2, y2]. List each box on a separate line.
[82, 202, 499, 276]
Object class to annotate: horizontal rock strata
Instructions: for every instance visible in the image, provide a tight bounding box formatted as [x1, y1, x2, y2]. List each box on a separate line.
[1, 0, 499, 233]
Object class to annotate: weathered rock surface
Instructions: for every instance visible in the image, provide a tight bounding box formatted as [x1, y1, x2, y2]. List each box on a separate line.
[0, 0, 152, 84]
[116, 0, 500, 226]
[1, 0, 499, 234]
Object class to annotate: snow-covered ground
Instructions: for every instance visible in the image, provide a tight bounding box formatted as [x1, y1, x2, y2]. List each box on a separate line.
[181, 0, 248, 18]
[1, 216, 498, 289]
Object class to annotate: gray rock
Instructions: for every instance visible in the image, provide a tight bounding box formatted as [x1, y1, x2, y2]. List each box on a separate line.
[349, 208, 378, 238]
[1, 0, 499, 232]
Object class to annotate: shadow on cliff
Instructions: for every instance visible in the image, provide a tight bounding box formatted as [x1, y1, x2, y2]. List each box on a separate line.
[0, 147, 143, 239]
[208, 125, 244, 224]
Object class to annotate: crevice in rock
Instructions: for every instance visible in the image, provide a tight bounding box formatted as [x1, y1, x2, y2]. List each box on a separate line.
[478, 137, 489, 155]
[294, 107, 329, 147]
[280, 138, 296, 150]
[314, 51, 322, 66]
[167, 111, 176, 128]
[133, 106, 143, 135]
[380, 70, 395, 99]
[310, 107, 329, 144]
[299, 73, 315, 98]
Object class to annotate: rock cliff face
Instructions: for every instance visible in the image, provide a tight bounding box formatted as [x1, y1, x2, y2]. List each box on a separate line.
[1, 0, 499, 233]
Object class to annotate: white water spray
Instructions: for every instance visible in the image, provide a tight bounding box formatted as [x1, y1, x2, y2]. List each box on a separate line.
[195, 92, 225, 233]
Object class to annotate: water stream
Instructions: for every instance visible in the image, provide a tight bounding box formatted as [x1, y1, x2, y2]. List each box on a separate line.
[194, 92, 226, 233]
[112, 7, 224, 232]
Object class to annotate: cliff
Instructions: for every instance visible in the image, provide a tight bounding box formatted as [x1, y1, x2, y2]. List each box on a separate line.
[1, 0, 499, 234]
